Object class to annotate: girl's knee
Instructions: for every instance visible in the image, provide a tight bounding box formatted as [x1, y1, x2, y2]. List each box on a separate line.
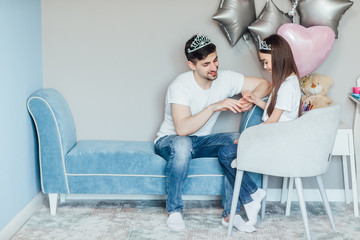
[228, 132, 240, 142]
[218, 144, 237, 164]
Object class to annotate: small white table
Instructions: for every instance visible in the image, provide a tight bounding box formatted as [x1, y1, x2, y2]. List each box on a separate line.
[332, 128, 358, 216]
[348, 93, 360, 202]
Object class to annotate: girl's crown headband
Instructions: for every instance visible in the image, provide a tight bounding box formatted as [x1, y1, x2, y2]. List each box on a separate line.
[258, 36, 271, 51]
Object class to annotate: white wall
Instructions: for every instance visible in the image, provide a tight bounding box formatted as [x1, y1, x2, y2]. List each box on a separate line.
[0, 0, 42, 231]
[41, 0, 360, 188]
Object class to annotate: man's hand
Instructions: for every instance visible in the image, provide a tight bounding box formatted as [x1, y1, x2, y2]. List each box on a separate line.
[210, 98, 244, 113]
[238, 97, 253, 112]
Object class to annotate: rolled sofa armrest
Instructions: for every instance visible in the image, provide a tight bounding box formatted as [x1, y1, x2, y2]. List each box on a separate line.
[27, 88, 77, 194]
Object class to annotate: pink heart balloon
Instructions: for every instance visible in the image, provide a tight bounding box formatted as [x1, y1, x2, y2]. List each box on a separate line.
[277, 23, 335, 78]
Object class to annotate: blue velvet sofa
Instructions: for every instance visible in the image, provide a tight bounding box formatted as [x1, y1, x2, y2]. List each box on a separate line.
[27, 88, 264, 215]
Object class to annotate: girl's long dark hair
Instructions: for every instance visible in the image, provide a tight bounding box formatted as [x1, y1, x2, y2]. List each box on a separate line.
[260, 34, 301, 117]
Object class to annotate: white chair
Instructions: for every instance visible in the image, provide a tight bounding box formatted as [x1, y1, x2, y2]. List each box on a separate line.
[227, 105, 341, 240]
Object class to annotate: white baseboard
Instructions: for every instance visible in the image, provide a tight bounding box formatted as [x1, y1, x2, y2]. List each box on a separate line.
[266, 188, 348, 202]
[63, 188, 351, 202]
[0, 192, 45, 240]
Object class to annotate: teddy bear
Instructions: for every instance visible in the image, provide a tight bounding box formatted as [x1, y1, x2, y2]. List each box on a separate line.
[300, 73, 334, 109]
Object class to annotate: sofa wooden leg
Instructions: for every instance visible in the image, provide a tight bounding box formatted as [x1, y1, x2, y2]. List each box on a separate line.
[60, 194, 66, 203]
[49, 193, 58, 216]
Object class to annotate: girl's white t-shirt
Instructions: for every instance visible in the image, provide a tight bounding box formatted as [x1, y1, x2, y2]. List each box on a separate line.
[262, 75, 301, 122]
[155, 70, 244, 142]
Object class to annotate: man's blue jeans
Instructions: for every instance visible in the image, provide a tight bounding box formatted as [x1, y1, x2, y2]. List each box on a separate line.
[218, 144, 258, 218]
[154, 132, 256, 214]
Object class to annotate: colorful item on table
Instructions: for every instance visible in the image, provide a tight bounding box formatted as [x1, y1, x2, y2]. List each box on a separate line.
[302, 101, 313, 112]
[353, 87, 360, 94]
[353, 87, 360, 99]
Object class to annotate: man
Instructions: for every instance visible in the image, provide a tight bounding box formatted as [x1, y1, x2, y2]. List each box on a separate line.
[154, 34, 271, 230]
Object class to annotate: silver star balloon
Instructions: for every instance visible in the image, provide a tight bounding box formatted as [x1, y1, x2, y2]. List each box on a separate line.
[213, 0, 256, 46]
[248, 0, 292, 41]
[297, 0, 353, 38]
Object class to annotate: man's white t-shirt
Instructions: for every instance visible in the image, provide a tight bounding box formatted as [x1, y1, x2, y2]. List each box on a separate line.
[155, 70, 244, 142]
[262, 74, 301, 122]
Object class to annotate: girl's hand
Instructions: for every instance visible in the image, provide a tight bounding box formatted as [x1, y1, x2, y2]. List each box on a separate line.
[234, 139, 239, 144]
[242, 90, 257, 104]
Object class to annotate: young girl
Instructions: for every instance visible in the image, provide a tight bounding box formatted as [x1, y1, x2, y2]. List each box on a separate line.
[243, 34, 302, 123]
[219, 34, 301, 231]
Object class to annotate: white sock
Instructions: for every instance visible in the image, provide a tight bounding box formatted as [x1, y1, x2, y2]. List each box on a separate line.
[251, 188, 266, 203]
[244, 201, 261, 226]
[166, 212, 185, 230]
[221, 215, 256, 233]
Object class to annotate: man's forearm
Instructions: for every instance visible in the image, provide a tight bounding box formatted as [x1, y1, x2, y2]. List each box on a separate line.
[252, 79, 272, 99]
[172, 98, 243, 136]
[172, 105, 215, 136]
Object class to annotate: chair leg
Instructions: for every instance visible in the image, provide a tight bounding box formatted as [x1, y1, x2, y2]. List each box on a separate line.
[316, 175, 336, 230]
[261, 174, 269, 219]
[285, 177, 294, 216]
[281, 177, 288, 203]
[227, 170, 244, 238]
[294, 177, 311, 240]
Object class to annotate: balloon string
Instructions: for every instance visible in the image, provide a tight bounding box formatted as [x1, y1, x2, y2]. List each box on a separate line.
[241, 33, 267, 80]
[288, 0, 299, 23]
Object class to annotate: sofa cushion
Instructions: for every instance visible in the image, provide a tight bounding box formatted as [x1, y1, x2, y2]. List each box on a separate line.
[66, 140, 166, 175]
[66, 140, 224, 195]
[66, 140, 224, 176]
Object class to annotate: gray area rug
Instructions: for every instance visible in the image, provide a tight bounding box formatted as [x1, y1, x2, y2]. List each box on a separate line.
[12, 199, 360, 240]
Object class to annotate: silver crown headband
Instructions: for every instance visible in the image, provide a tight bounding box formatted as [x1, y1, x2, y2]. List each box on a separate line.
[258, 36, 271, 51]
[187, 34, 212, 53]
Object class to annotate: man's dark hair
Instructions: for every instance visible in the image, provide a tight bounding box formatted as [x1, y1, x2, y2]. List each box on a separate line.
[185, 35, 216, 64]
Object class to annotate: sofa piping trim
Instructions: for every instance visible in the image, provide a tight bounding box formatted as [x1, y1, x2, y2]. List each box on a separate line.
[188, 174, 223, 177]
[27, 96, 70, 194]
[243, 97, 268, 130]
[27, 98, 45, 193]
[243, 104, 256, 129]
[67, 174, 166, 177]
[66, 174, 223, 178]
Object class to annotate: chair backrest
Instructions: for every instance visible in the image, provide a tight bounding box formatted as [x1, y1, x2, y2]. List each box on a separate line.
[27, 88, 77, 193]
[236, 105, 341, 177]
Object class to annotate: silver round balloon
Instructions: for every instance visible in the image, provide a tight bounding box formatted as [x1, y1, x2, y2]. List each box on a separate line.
[248, 0, 292, 41]
[297, 0, 353, 38]
[213, 0, 256, 46]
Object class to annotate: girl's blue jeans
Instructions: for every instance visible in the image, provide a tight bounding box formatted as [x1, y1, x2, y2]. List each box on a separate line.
[154, 132, 258, 216]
